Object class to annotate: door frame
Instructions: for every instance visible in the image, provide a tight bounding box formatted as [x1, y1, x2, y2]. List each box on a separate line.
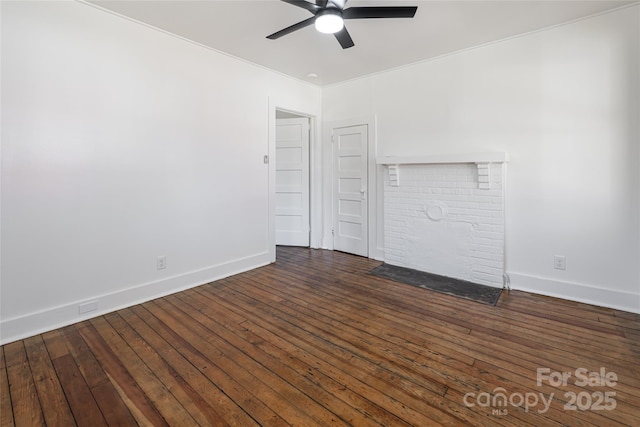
[268, 98, 320, 262]
[323, 115, 383, 260]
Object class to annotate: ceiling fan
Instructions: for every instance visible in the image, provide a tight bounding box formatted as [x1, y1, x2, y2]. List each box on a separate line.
[266, 0, 418, 49]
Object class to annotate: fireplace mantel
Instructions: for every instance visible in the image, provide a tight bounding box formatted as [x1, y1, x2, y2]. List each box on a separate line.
[377, 152, 509, 165]
[378, 152, 508, 189]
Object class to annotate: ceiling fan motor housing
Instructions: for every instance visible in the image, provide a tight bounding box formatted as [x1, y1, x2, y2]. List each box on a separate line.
[315, 8, 344, 34]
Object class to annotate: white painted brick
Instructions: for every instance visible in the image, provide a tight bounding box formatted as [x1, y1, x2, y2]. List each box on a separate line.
[384, 162, 505, 287]
[438, 182, 458, 188]
[476, 263, 504, 273]
[470, 245, 503, 255]
[456, 182, 478, 189]
[471, 272, 502, 285]
[475, 210, 496, 218]
[472, 256, 503, 266]
[468, 252, 503, 262]
[426, 176, 447, 183]
[456, 216, 481, 224]
[474, 265, 504, 275]
[473, 242, 503, 251]
[455, 201, 480, 210]
[438, 194, 467, 203]
[385, 239, 406, 247]
[484, 217, 504, 226]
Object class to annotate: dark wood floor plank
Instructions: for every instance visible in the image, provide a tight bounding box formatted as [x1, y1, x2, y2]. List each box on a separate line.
[0, 347, 15, 427]
[89, 315, 199, 426]
[203, 305, 457, 426]
[48, 353, 107, 427]
[130, 304, 285, 426]
[175, 289, 407, 427]
[148, 297, 341, 427]
[246, 266, 478, 367]
[247, 261, 639, 397]
[60, 325, 109, 389]
[75, 321, 169, 426]
[272, 254, 640, 378]
[205, 282, 507, 426]
[274, 246, 635, 426]
[104, 311, 228, 427]
[41, 330, 71, 360]
[23, 335, 77, 426]
[118, 307, 253, 427]
[226, 275, 458, 396]
[214, 276, 565, 427]
[228, 275, 595, 427]
[249, 266, 487, 369]
[3, 341, 45, 426]
[2, 247, 639, 426]
[61, 325, 138, 426]
[276, 253, 636, 361]
[191, 285, 519, 427]
[172, 291, 363, 426]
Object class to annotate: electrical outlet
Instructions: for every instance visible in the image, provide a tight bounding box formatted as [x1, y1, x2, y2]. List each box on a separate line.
[554, 255, 566, 270]
[157, 255, 166, 270]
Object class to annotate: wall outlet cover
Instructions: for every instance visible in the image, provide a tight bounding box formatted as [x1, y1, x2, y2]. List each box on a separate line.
[157, 255, 167, 270]
[78, 300, 98, 315]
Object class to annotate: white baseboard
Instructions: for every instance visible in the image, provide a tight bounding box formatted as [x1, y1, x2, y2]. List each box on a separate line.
[371, 246, 385, 262]
[0, 252, 271, 345]
[508, 272, 640, 314]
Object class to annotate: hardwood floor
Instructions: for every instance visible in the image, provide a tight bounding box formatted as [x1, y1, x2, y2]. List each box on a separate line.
[2, 246, 639, 426]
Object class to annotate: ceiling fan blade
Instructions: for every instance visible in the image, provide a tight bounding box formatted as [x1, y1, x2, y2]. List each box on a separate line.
[266, 16, 316, 40]
[334, 27, 355, 49]
[281, 0, 321, 14]
[316, 0, 328, 8]
[343, 6, 417, 19]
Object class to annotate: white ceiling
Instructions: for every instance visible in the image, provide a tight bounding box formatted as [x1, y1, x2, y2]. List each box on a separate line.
[89, 0, 635, 85]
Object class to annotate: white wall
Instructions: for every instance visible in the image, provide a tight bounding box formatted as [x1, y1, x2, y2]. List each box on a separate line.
[323, 6, 640, 313]
[0, 1, 321, 343]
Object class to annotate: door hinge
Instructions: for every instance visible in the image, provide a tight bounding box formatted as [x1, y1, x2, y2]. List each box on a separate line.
[331, 228, 335, 236]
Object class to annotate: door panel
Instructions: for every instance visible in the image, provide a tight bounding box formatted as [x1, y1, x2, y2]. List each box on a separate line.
[276, 118, 310, 246]
[333, 124, 368, 257]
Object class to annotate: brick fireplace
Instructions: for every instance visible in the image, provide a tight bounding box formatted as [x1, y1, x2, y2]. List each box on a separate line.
[379, 153, 508, 288]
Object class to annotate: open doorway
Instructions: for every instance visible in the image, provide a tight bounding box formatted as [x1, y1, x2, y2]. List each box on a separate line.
[275, 110, 311, 248]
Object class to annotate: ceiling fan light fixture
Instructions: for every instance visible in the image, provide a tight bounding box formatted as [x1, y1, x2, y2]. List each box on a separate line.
[315, 9, 344, 34]
[266, 1, 418, 49]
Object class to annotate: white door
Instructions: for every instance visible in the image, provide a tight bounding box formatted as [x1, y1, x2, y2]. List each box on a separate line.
[333, 124, 368, 257]
[275, 118, 310, 246]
